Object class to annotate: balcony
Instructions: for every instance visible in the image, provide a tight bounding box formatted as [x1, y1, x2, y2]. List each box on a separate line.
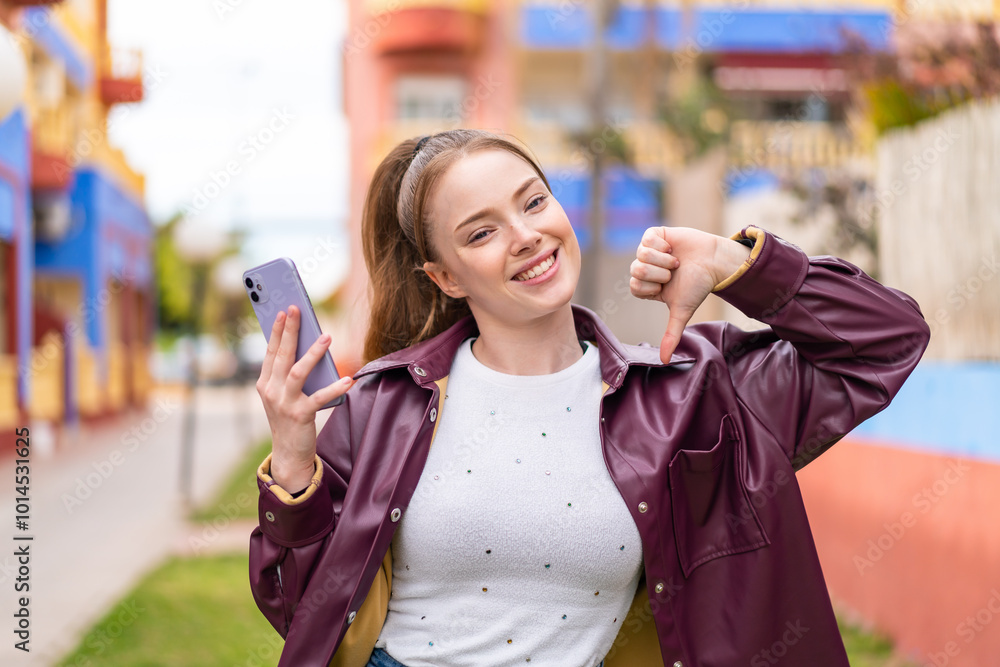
[30, 106, 73, 190]
[31, 151, 72, 190]
[510, 119, 685, 173]
[364, 0, 488, 56]
[728, 120, 868, 170]
[100, 47, 144, 105]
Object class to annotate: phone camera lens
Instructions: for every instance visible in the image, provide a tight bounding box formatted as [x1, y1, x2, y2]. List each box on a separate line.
[245, 277, 253, 288]
[250, 292, 259, 302]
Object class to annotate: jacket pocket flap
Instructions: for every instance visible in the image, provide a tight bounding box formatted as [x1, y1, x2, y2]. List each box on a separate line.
[668, 413, 769, 578]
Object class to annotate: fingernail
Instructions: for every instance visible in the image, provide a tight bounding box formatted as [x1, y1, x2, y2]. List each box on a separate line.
[319, 334, 330, 344]
[340, 376, 353, 384]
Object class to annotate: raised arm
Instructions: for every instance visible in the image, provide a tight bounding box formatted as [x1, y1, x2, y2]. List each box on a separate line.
[696, 226, 931, 469]
[247, 303, 364, 636]
[248, 376, 364, 636]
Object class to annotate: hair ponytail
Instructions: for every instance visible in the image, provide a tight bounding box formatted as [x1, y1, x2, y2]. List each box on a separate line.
[361, 129, 551, 364]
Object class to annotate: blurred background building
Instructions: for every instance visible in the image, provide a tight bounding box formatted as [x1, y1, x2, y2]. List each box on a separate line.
[0, 0, 153, 435]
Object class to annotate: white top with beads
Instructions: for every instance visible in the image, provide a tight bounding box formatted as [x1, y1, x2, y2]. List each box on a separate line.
[374, 336, 644, 667]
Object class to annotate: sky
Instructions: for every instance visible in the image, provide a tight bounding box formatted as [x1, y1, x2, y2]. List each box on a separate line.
[106, 0, 351, 300]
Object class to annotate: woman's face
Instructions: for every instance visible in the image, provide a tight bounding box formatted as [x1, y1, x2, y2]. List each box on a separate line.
[421, 148, 581, 328]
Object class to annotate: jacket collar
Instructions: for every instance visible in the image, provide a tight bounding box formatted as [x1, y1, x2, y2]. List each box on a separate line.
[354, 303, 695, 390]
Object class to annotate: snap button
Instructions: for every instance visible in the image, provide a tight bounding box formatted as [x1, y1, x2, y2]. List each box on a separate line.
[414, 366, 426, 377]
[674, 662, 683, 667]
[638, 502, 648, 513]
[616, 371, 622, 383]
[390, 508, 402, 522]
[655, 582, 665, 593]
[265, 511, 275, 522]
[429, 407, 437, 422]
[347, 611, 356, 624]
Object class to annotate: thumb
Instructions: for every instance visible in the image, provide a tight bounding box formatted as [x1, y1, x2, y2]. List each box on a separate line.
[659, 304, 694, 364]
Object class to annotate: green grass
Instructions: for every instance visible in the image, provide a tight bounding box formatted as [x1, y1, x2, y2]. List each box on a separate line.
[189, 437, 273, 523]
[57, 548, 916, 666]
[838, 614, 919, 666]
[57, 552, 282, 667]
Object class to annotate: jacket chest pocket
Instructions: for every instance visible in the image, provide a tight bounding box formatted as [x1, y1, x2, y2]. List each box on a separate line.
[667, 412, 769, 578]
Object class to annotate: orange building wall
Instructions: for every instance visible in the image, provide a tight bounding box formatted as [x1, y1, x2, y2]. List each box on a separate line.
[798, 438, 1000, 667]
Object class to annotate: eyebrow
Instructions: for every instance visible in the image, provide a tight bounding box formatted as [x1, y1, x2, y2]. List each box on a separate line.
[455, 176, 541, 236]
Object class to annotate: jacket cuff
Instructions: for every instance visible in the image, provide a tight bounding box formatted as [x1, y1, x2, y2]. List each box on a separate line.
[711, 226, 765, 292]
[710, 226, 809, 321]
[257, 453, 335, 547]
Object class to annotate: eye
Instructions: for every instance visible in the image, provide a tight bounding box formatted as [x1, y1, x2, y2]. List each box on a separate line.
[527, 194, 547, 211]
[470, 229, 490, 242]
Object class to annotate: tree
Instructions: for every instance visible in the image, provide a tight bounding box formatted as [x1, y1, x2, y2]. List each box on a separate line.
[841, 21, 1000, 135]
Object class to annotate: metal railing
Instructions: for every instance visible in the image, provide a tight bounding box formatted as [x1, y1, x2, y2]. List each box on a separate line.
[728, 120, 868, 169]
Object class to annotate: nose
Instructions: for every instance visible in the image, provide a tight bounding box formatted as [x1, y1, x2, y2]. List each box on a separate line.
[509, 216, 542, 254]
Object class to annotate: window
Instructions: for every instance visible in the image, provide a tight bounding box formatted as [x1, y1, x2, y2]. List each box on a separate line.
[523, 98, 589, 131]
[765, 98, 829, 123]
[395, 75, 466, 121]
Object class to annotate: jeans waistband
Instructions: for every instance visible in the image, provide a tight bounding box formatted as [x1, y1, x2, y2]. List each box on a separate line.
[366, 647, 605, 667]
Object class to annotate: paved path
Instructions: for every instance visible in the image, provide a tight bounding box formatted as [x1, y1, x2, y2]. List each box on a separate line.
[0, 383, 272, 666]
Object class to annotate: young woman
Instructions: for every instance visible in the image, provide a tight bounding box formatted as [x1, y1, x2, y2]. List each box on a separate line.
[249, 129, 930, 667]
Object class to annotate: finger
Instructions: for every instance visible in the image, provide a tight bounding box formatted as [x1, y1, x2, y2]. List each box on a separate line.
[636, 244, 678, 270]
[631, 258, 675, 285]
[259, 310, 286, 384]
[659, 304, 695, 363]
[630, 275, 663, 299]
[309, 375, 355, 409]
[641, 226, 672, 253]
[273, 305, 301, 379]
[286, 333, 332, 395]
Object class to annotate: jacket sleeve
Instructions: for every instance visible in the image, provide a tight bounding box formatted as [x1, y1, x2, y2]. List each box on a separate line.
[248, 374, 368, 637]
[695, 225, 931, 470]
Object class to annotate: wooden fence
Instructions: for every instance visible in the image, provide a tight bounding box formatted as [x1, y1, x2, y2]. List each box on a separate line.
[876, 98, 1000, 361]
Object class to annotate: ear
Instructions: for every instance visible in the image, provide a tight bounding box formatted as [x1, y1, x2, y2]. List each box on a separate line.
[423, 260, 468, 299]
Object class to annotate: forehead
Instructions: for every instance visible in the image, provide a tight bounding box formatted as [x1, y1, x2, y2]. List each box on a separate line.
[428, 149, 539, 229]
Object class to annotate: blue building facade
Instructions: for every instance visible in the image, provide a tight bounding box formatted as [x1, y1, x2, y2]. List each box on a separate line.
[1, 1, 153, 430]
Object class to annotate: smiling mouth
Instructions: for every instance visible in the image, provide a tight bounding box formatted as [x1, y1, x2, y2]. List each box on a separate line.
[512, 249, 557, 282]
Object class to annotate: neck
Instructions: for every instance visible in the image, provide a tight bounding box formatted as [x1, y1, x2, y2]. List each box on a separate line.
[468, 303, 584, 375]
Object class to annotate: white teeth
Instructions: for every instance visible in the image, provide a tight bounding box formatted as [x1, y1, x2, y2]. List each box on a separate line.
[514, 253, 554, 281]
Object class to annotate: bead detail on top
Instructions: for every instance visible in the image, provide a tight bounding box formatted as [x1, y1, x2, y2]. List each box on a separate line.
[375, 335, 642, 666]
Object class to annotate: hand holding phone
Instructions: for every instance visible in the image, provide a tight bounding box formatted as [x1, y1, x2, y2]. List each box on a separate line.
[244, 259, 354, 492]
[244, 258, 344, 408]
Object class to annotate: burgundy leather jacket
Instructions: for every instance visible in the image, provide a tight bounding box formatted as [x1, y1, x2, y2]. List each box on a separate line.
[249, 226, 930, 667]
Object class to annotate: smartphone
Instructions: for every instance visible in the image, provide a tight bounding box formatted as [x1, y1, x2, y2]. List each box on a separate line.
[242, 257, 344, 409]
